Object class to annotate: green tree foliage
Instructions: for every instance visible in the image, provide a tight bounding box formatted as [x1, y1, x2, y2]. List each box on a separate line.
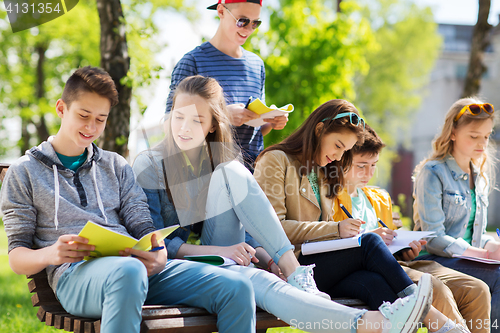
[353, 0, 441, 185]
[0, 1, 193, 158]
[0, 3, 100, 156]
[245, 0, 439, 187]
[247, 0, 378, 146]
[354, 0, 441, 147]
[121, 0, 196, 113]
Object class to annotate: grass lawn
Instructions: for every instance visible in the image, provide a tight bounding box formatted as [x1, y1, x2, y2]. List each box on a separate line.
[0, 225, 59, 332]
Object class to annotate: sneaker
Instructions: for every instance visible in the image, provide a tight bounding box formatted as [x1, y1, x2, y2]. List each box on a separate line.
[286, 264, 331, 300]
[378, 273, 433, 333]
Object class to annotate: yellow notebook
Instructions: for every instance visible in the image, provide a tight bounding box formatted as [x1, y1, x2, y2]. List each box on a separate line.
[78, 221, 179, 260]
[245, 98, 294, 127]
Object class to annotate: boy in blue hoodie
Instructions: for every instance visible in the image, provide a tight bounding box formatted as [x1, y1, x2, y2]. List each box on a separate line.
[0, 66, 255, 333]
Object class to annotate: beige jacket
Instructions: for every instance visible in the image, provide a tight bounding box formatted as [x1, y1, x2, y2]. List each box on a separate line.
[254, 150, 341, 256]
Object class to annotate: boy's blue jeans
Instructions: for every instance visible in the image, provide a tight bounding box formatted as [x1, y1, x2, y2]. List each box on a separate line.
[56, 258, 255, 333]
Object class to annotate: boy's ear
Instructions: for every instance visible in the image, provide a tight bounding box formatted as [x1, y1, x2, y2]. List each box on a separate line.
[315, 122, 324, 137]
[217, 4, 225, 18]
[55, 99, 67, 118]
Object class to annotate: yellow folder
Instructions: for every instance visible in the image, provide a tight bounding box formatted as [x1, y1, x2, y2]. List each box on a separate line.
[78, 221, 179, 260]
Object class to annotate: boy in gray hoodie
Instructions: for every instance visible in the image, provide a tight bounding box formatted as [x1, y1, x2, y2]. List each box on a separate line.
[0, 66, 255, 333]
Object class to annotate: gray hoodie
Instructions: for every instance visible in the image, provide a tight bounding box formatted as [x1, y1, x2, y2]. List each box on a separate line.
[0, 139, 156, 291]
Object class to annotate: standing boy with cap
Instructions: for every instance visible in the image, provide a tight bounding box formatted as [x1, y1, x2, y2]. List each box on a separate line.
[166, 0, 289, 171]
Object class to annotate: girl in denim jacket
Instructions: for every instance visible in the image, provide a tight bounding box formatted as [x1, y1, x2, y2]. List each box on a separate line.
[414, 97, 500, 328]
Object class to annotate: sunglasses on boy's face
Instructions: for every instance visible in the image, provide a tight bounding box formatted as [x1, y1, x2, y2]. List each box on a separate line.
[454, 103, 495, 122]
[223, 5, 262, 29]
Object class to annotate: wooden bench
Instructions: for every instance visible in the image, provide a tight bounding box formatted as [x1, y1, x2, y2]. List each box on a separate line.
[27, 270, 367, 333]
[1, 162, 368, 332]
[28, 270, 299, 333]
[0, 163, 8, 182]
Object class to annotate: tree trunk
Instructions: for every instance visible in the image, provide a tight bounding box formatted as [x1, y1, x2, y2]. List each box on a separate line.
[461, 0, 492, 98]
[96, 0, 131, 157]
[337, 0, 342, 13]
[20, 116, 31, 155]
[35, 43, 50, 142]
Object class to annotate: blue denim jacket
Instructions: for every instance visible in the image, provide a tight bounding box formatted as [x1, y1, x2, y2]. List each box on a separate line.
[413, 155, 493, 257]
[132, 150, 261, 259]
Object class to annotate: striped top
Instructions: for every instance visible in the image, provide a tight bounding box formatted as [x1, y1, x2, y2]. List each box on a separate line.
[166, 42, 266, 158]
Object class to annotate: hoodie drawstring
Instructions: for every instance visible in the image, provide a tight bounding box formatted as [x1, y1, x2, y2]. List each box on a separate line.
[52, 158, 108, 229]
[52, 165, 59, 230]
[92, 160, 109, 225]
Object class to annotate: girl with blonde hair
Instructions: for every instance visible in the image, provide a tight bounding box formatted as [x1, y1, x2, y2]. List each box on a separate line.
[413, 97, 500, 327]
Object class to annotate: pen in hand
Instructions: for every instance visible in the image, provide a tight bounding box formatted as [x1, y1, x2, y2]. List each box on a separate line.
[150, 246, 165, 252]
[339, 204, 365, 236]
[244, 96, 252, 109]
[378, 218, 389, 228]
[378, 218, 396, 239]
[339, 204, 353, 218]
[497, 228, 500, 239]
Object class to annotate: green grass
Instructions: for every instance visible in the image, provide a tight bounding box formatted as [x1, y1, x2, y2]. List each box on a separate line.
[0, 226, 58, 332]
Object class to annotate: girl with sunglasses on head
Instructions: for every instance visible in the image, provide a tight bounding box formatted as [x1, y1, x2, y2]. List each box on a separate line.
[413, 97, 500, 328]
[134, 76, 440, 333]
[166, 0, 288, 172]
[254, 99, 468, 333]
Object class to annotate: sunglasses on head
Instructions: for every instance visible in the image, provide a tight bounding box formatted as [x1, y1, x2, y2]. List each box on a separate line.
[454, 103, 494, 122]
[322, 112, 366, 129]
[223, 5, 262, 29]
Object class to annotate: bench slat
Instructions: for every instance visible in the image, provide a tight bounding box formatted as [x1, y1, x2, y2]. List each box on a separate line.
[332, 297, 368, 307]
[73, 317, 94, 333]
[141, 315, 218, 333]
[46, 311, 69, 327]
[32, 289, 61, 306]
[83, 321, 97, 333]
[142, 305, 210, 319]
[0, 163, 9, 181]
[28, 275, 51, 292]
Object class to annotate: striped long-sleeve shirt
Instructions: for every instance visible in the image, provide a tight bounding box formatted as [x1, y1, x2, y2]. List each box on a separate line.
[166, 42, 266, 162]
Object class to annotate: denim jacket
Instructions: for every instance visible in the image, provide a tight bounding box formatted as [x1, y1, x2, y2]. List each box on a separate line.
[413, 155, 493, 257]
[132, 150, 260, 259]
